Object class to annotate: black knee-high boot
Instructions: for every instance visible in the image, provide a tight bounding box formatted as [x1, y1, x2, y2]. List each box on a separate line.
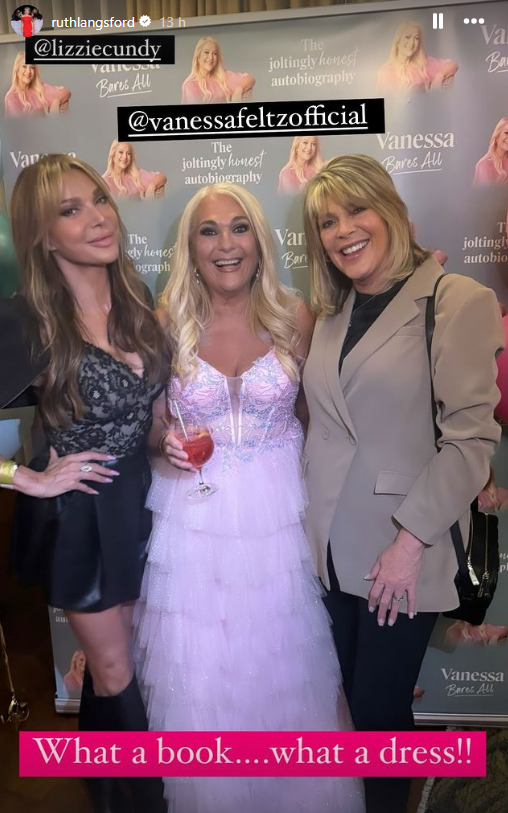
[91, 674, 167, 813]
[79, 668, 132, 813]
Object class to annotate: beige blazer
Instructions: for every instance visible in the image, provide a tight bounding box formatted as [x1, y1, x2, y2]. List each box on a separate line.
[303, 259, 504, 612]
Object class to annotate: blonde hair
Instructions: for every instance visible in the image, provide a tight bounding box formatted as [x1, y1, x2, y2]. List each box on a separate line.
[280, 136, 325, 185]
[6, 52, 48, 114]
[103, 140, 146, 197]
[185, 37, 231, 102]
[303, 154, 431, 315]
[69, 650, 85, 673]
[481, 117, 508, 181]
[388, 21, 430, 89]
[10, 154, 171, 428]
[162, 183, 301, 381]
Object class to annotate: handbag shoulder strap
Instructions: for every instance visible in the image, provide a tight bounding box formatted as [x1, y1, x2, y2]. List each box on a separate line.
[424, 275, 470, 573]
[425, 276, 444, 448]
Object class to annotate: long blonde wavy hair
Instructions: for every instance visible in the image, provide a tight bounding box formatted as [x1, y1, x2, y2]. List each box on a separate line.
[280, 136, 325, 185]
[162, 183, 301, 382]
[10, 154, 171, 429]
[185, 37, 231, 102]
[480, 117, 508, 181]
[6, 52, 49, 113]
[303, 154, 431, 315]
[103, 140, 146, 197]
[388, 21, 430, 89]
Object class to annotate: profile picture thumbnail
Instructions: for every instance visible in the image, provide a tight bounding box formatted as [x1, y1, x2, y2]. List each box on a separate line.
[11, 6, 43, 38]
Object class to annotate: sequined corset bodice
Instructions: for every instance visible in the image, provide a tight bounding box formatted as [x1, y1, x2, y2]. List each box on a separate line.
[169, 348, 303, 466]
[46, 343, 162, 457]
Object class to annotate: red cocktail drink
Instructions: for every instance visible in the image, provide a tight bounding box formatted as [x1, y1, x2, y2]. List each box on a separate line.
[181, 431, 214, 469]
[174, 424, 218, 498]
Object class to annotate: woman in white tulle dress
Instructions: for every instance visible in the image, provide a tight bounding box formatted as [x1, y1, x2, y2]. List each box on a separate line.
[133, 183, 365, 813]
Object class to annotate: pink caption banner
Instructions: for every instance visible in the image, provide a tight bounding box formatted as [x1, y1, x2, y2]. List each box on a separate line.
[20, 731, 486, 778]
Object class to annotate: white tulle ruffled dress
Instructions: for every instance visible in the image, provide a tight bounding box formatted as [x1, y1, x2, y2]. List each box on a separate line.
[133, 348, 365, 813]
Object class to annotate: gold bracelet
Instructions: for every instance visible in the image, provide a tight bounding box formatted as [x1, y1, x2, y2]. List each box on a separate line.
[159, 431, 169, 458]
[0, 460, 19, 485]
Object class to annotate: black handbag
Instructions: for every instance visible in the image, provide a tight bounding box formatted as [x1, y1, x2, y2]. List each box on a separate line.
[425, 276, 500, 626]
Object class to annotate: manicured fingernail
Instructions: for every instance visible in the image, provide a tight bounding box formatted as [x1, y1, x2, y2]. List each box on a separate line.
[110, 471, 120, 476]
[105, 478, 113, 483]
[108, 455, 117, 460]
[368, 606, 375, 613]
[91, 490, 99, 495]
[378, 619, 385, 627]
[363, 575, 370, 580]
[388, 619, 395, 627]
[409, 612, 414, 619]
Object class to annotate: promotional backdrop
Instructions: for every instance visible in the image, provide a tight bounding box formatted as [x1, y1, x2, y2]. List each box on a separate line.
[0, 0, 507, 722]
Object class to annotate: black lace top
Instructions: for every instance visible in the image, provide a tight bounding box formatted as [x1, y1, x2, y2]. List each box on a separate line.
[45, 343, 163, 457]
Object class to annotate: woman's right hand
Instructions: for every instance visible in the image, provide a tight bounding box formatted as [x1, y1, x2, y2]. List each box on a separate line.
[13, 448, 119, 498]
[430, 72, 445, 91]
[159, 429, 194, 471]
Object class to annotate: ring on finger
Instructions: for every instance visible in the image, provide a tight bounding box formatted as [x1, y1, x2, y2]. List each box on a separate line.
[80, 464, 93, 473]
[392, 596, 404, 603]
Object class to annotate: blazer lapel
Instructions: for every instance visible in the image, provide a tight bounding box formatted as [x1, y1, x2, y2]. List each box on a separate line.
[340, 258, 444, 391]
[323, 289, 357, 438]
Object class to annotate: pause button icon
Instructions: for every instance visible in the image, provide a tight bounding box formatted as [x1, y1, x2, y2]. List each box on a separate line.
[433, 12, 444, 29]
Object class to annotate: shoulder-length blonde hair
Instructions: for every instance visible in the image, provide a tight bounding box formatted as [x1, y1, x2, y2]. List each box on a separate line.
[480, 117, 508, 181]
[186, 37, 231, 102]
[162, 183, 301, 381]
[303, 154, 431, 316]
[7, 52, 48, 114]
[388, 21, 430, 89]
[103, 139, 146, 197]
[280, 136, 325, 185]
[10, 154, 171, 429]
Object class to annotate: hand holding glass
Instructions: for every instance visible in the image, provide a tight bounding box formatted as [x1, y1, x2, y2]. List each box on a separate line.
[174, 424, 218, 499]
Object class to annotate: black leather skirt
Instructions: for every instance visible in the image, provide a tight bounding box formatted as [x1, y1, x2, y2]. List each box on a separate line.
[12, 450, 152, 612]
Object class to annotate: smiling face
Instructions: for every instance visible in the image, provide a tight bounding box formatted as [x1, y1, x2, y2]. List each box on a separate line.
[496, 125, 508, 155]
[198, 41, 219, 75]
[397, 25, 421, 60]
[75, 652, 86, 672]
[46, 170, 120, 272]
[113, 143, 132, 173]
[17, 62, 34, 87]
[296, 137, 317, 164]
[317, 197, 391, 294]
[191, 193, 259, 299]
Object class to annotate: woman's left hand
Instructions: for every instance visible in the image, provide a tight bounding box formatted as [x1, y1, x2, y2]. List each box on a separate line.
[364, 528, 426, 626]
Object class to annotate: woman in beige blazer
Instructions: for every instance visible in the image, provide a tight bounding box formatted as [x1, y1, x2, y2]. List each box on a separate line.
[302, 155, 504, 813]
